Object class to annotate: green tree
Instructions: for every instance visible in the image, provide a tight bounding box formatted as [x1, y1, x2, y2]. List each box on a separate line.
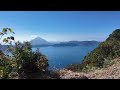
[0, 27, 49, 79]
[0, 28, 15, 79]
[10, 41, 49, 78]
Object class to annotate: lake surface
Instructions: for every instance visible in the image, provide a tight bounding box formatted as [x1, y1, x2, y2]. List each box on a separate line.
[32, 45, 98, 70]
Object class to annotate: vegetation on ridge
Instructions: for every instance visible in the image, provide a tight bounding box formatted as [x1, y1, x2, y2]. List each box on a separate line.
[1, 27, 120, 79]
[66, 29, 120, 72]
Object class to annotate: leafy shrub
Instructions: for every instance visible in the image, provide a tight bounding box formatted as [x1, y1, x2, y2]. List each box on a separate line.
[66, 64, 84, 72]
[0, 28, 15, 78]
[10, 41, 49, 78]
[0, 28, 49, 79]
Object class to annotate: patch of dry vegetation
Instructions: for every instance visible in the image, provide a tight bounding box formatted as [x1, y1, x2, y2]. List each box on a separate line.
[59, 57, 120, 79]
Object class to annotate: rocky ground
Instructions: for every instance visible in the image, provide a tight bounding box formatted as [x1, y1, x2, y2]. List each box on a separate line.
[59, 57, 120, 79]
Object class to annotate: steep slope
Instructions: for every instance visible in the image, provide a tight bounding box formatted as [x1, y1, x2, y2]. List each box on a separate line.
[66, 29, 120, 71]
[31, 37, 51, 46]
[83, 29, 120, 67]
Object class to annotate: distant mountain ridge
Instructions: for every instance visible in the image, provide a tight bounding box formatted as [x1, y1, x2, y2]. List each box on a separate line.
[52, 41, 100, 46]
[30, 37, 100, 47]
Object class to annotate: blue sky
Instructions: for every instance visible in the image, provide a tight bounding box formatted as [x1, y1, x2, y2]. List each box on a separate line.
[0, 11, 120, 42]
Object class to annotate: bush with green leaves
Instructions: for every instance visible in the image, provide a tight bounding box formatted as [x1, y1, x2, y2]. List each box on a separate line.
[10, 41, 49, 78]
[0, 28, 49, 79]
[0, 28, 15, 78]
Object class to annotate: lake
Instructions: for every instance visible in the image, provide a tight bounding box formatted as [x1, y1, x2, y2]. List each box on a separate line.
[32, 45, 98, 70]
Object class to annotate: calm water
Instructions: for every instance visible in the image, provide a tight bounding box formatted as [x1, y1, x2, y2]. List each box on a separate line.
[32, 45, 98, 70]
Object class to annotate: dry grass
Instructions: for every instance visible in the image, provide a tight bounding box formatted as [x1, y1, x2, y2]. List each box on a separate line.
[59, 57, 120, 79]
